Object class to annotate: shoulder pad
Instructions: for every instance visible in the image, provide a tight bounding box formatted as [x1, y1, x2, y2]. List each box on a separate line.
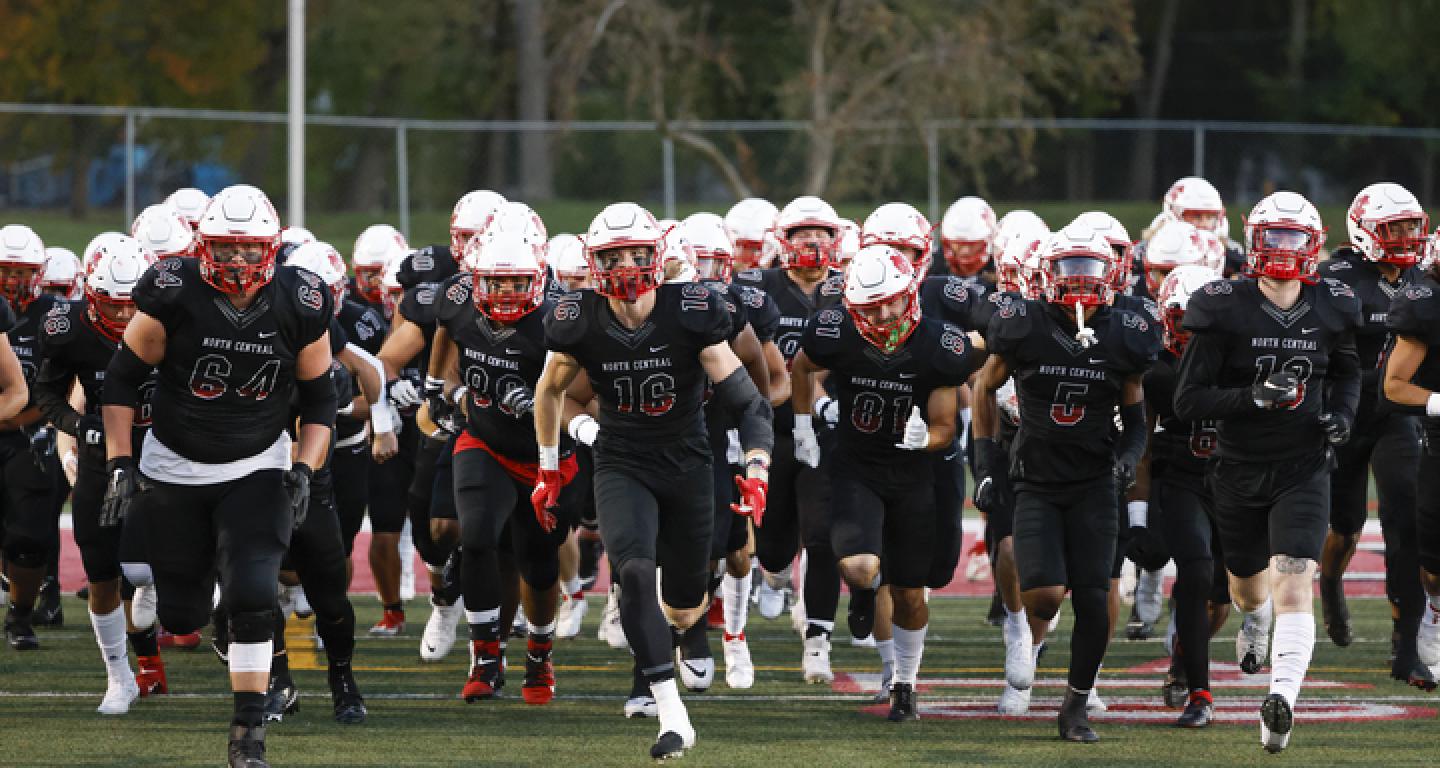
[276, 265, 334, 319]
[1319, 257, 1353, 275]
[738, 285, 781, 342]
[801, 307, 849, 367]
[1321, 277, 1356, 299]
[329, 316, 349, 354]
[1389, 281, 1439, 337]
[674, 282, 733, 346]
[733, 268, 764, 286]
[817, 272, 845, 298]
[1116, 309, 1163, 371]
[39, 300, 82, 343]
[398, 245, 455, 288]
[399, 281, 442, 325]
[437, 273, 473, 324]
[985, 297, 1033, 356]
[132, 258, 192, 318]
[931, 321, 982, 381]
[543, 292, 592, 353]
[1181, 279, 1235, 333]
[736, 284, 768, 310]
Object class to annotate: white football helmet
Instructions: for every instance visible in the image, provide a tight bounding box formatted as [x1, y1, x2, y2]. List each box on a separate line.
[352, 224, 409, 305]
[1156, 264, 1220, 355]
[1347, 182, 1428, 266]
[861, 203, 933, 276]
[280, 226, 316, 247]
[843, 244, 921, 354]
[724, 198, 779, 271]
[164, 187, 210, 230]
[585, 202, 666, 301]
[1244, 191, 1324, 280]
[683, 213, 734, 282]
[195, 184, 282, 294]
[1163, 176, 1225, 232]
[1039, 224, 1116, 308]
[658, 219, 698, 284]
[0, 224, 48, 308]
[285, 241, 348, 314]
[775, 196, 843, 269]
[546, 234, 590, 288]
[836, 219, 860, 268]
[480, 202, 547, 245]
[132, 204, 196, 259]
[1196, 229, 1227, 273]
[1142, 219, 1209, 293]
[465, 228, 546, 323]
[940, 197, 998, 276]
[83, 233, 157, 341]
[993, 210, 1047, 259]
[450, 189, 508, 256]
[379, 249, 408, 317]
[993, 218, 1048, 297]
[40, 247, 84, 299]
[1072, 211, 1132, 291]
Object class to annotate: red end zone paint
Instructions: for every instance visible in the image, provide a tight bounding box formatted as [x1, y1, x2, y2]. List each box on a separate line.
[857, 699, 1438, 723]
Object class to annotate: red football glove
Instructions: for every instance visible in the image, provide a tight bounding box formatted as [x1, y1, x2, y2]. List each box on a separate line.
[730, 475, 768, 528]
[531, 469, 567, 533]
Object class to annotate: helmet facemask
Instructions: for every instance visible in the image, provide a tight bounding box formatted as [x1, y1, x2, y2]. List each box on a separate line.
[1363, 214, 1429, 266]
[199, 237, 277, 295]
[0, 263, 42, 309]
[1247, 224, 1321, 280]
[1043, 254, 1113, 308]
[780, 226, 838, 270]
[943, 239, 988, 276]
[86, 290, 136, 343]
[591, 245, 661, 302]
[472, 270, 543, 323]
[847, 289, 920, 355]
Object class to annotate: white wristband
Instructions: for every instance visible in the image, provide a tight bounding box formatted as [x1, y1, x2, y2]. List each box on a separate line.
[370, 400, 394, 434]
[1427, 392, 1440, 418]
[1127, 500, 1148, 528]
[539, 444, 560, 471]
[793, 413, 815, 433]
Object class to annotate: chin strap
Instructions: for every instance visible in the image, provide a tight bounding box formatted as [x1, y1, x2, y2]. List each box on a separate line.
[1074, 301, 1097, 348]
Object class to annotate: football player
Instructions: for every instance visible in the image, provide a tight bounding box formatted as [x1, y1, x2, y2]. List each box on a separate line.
[939, 197, 999, 284]
[724, 198, 780, 272]
[791, 244, 984, 720]
[1316, 184, 1427, 685]
[163, 188, 210, 231]
[40, 247, 84, 299]
[973, 224, 1160, 742]
[534, 202, 773, 759]
[100, 185, 337, 767]
[1174, 191, 1363, 752]
[1163, 176, 1245, 275]
[132, 204, 197, 260]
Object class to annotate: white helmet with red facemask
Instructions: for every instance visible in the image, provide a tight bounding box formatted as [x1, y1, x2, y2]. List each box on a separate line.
[1164, 176, 1226, 232]
[1072, 211, 1133, 292]
[1347, 182, 1429, 266]
[1156, 264, 1220, 356]
[132, 203, 196, 259]
[0, 224, 48, 310]
[285, 241, 348, 315]
[352, 224, 409, 305]
[993, 218, 1048, 297]
[546, 234, 589, 287]
[1244, 191, 1325, 281]
[861, 203, 933, 277]
[585, 203, 666, 301]
[450, 189, 507, 256]
[464, 217, 547, 323]
[657, 219, 698, 284]
[836, 219, 860, 268]
[1142, 219, 1210, 294]
[843, 244, 921, 354]
[775, 196, 843, 269]
[724, 198, 779, 271]
[683, 213, 734, 282]
[1039, 224, 1117, 308]
[82, 233, 157, 342]
[41, 247, 83, 299]
[195, 184, 282, 295]
[379, 250, 408, 317]
[940, 196, 998, 276]
[165, 187, 210, 230]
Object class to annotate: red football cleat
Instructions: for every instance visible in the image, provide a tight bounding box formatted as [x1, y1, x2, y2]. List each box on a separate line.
[157, 627, 202, 650]
[461, 640, 503, 702]
[369, 609, 406, 636]
[522, 637, 556, 705]
[706, 596, 725, 630]
[136, 654, 169, 696]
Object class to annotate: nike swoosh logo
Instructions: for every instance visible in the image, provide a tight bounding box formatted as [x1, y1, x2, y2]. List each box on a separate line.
[1300, 328, 1317, 334]
[1089, 358, 1106, 364]
[259, 331, 277, 338]
[650, 345, 669, 353]
[15, 336, 33, 342]
[504, 348, 523, 355]
[681, 660, 708, 676]
[898, 373, 917, 379]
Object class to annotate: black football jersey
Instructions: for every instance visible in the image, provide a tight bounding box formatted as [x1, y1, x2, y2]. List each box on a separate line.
[733, 268, 844, 366]
[1176, 276, 1362, 463]
[1318, 248, 1419, 423]
[802, 311, 982, 466]
[731, 283, 782, 343]
[337, 299, 388, 358]
[9, 294, 57, 403]
[1144, 351, 1214, 489]
[1385, 275, 1440, 393]
[545, 283, 732, 448]
[699, 280, 748, 344]
[437, 273, 569, 462]
[131, 257, 333, 463]
[988, 299, 1161, 485]
[920, 274, 1005, 334]
[397, 245, 458, 386]
[36, 300, 157, 429]
[543, 267, 577, 304]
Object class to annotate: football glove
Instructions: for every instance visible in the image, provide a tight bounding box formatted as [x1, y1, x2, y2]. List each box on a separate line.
[1114, 458, 1138, 492]
[388, 377, 422, 408]
[895, 406, 928, 451]
[1319, 411, 1351, 446]
[972, 437, 1007, 513]
[731, 475, 769, 527]
[78, 414, 105, 447]
[531, 468, 567, 533]
[792, 416, 821, 469]
[500, 386, 536, 418]
[283, 463, 313, 530]
[99, 457, 137, 528]
[814, 395, 840, 429]
[567, 414, 599, 447]
[1252, 371, 1300, 409]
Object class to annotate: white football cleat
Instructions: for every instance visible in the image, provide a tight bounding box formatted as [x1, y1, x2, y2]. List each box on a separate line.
[996, 683, 1031, 716]
[676, 650, 715, 693]
[1418, 602, 1440, 667]
[292, 586, 313, 619]
[790, 589, 807, 635]
[722, 634, 755, 689]
[1135, 568, 1164, 625]
[872, 660, 895, 703]
[802, 634, 834, 684]
[1086, 685, 1107, 714]
[97, 675, 140, 715]
[556, 591, 588, 640]
[1003, 618, 1035, 691]
[755, 581, 786, 620]
[851, 633, 876, 648]
[419, 597, 464, 662]
[1236, 610, 1272, 675]
[129, 585, 156, 630]
[624, 695, 658, 718]
[597, 588, 629, 650]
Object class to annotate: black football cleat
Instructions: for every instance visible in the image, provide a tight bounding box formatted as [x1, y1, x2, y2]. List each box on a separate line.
[649, 731, 689, 760]
[4, 609, 39, 651]
[985, 591, 1005, 626]
[1176, 692, 1214, 728]
[847, 588, 877, 641]
[1399, 656, 1437, 692]
[34, 578, 63, 627]
[329, 666, 367, 724]
[1162, 673, 1188, 709]
[227, 724, 269, 768]
[263, 676, 299, 723]
[887, 682, 919, 722]
[1319, 576, 1353, 647]
[1260, 693, 1293, 753]
[1058, 689, 1099, 743]
[1125, 605, 1154, 641]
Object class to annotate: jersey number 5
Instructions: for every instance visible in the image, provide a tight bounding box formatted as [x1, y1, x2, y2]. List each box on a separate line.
[1050, 382, 1088, 426]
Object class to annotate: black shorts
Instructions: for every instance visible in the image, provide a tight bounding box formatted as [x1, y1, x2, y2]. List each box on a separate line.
[426, 435, 458, 521]
[330, 437, 371, 554]
[453, 447, 577, 589]
[367, 417, 417, 534]
[1329, 413, 1419, 537]
[927, 441, 966, 589]
[754, 424, 832, 573]
[592, 435, 713, 609]
[573, 444, 597, 530]
[1013, 476, 1118, 591]
[983, 453, 1017, 544]
[830, 450, 936, 590]
[1209, 451, 1330, 579]
[71, 443, 125, 583]
[1155, 475, 1229, 605]
[1415, 449, 1440, 574]
[0, 430, 61, 564]
[707, 423, 749, 561]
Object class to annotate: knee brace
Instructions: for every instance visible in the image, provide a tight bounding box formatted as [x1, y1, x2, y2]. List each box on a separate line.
[120, 561, 153, 588]
[231, 609, 276, 645]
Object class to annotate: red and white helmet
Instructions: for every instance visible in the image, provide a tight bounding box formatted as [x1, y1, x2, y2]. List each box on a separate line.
[1072, 211, 1132, 291]
[940, 196, 997, 276]
[480, 202, 547, 245]
[379, 249, 408, 317]
[131, 203, 196, 259]
[285, 241, 348, 314]
[993, 210, 1047, 257]
[585, 202, 666, 301]
[0, 224, 48, 309]
[83, 233, 157, 341]
[836, 219, 860, 267]
[861, 203, 932, 278]
[775, 196, 843, 269]
[1244, 191, 1325, 281]
[683, 213, 734, 282]
[352, 224, 409, 305]
[546, 234, 589, 285]
[164, 187, 210, 230]
[1156, 264, 1220, 355]
[993, 218, 1048, 297]
[724, 198, 778, 271]
[465, 223, 547, 323]
[1039, 224, 1116, 308]
[1164, 176, 1226, 232]
[658, 219, 698, 284]
[1196, 229, 1227, 273]
[1347, 182, 1429, 266]
[843, 244, 921, 354]
[195, 184, 282, 294]
[40, 247, 84, 299]
[1142, 219, 1209, 293]
[450, 189, 507, 256]
[280, 226, 316, 247]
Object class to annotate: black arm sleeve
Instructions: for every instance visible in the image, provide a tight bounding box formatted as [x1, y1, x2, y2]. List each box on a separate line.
[712, 366, 774, 457]
[1173, 332, 1256, 422]
[101, 344, 151, 407]
[33, 369, 81, 436]
[296, 373, 338, 428]
[1116, 400, 1147, 467]
[1327, 331, 1362, 423]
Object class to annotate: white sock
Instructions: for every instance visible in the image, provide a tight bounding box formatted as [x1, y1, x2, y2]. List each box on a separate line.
[650, 678, 692, 735]
[892, 625, 927, 685]
[465, 608, 499, 626]
[528, 619, 557, 637]
[876, 638, 896, 666]
[1245, 597, 1275, 627]
[89, 606, 132, 680]
[1269, 612, 1315, 707]
[563, 577, 581, 596]
[722, 572, 751, 636]
[1004, 607, 1028, 636]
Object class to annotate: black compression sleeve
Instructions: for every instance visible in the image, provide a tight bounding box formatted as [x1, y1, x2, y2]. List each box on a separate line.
[713, 367, 774, 457]
[296, 374, 338, 428]
[1173, 332, 1256, 421]
[1116, 400, 1147, 467]
[1326, 332, 1361, 423]
[33, 375, 81, 436]
[101, 344, 150, 407]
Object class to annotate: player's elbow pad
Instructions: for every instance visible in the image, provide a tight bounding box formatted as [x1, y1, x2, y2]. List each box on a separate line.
[101, 343, 150, 407]
[296, 374, 338, 428]
[714, 367, 774, 456]
[1117, 400, 1147, 465]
